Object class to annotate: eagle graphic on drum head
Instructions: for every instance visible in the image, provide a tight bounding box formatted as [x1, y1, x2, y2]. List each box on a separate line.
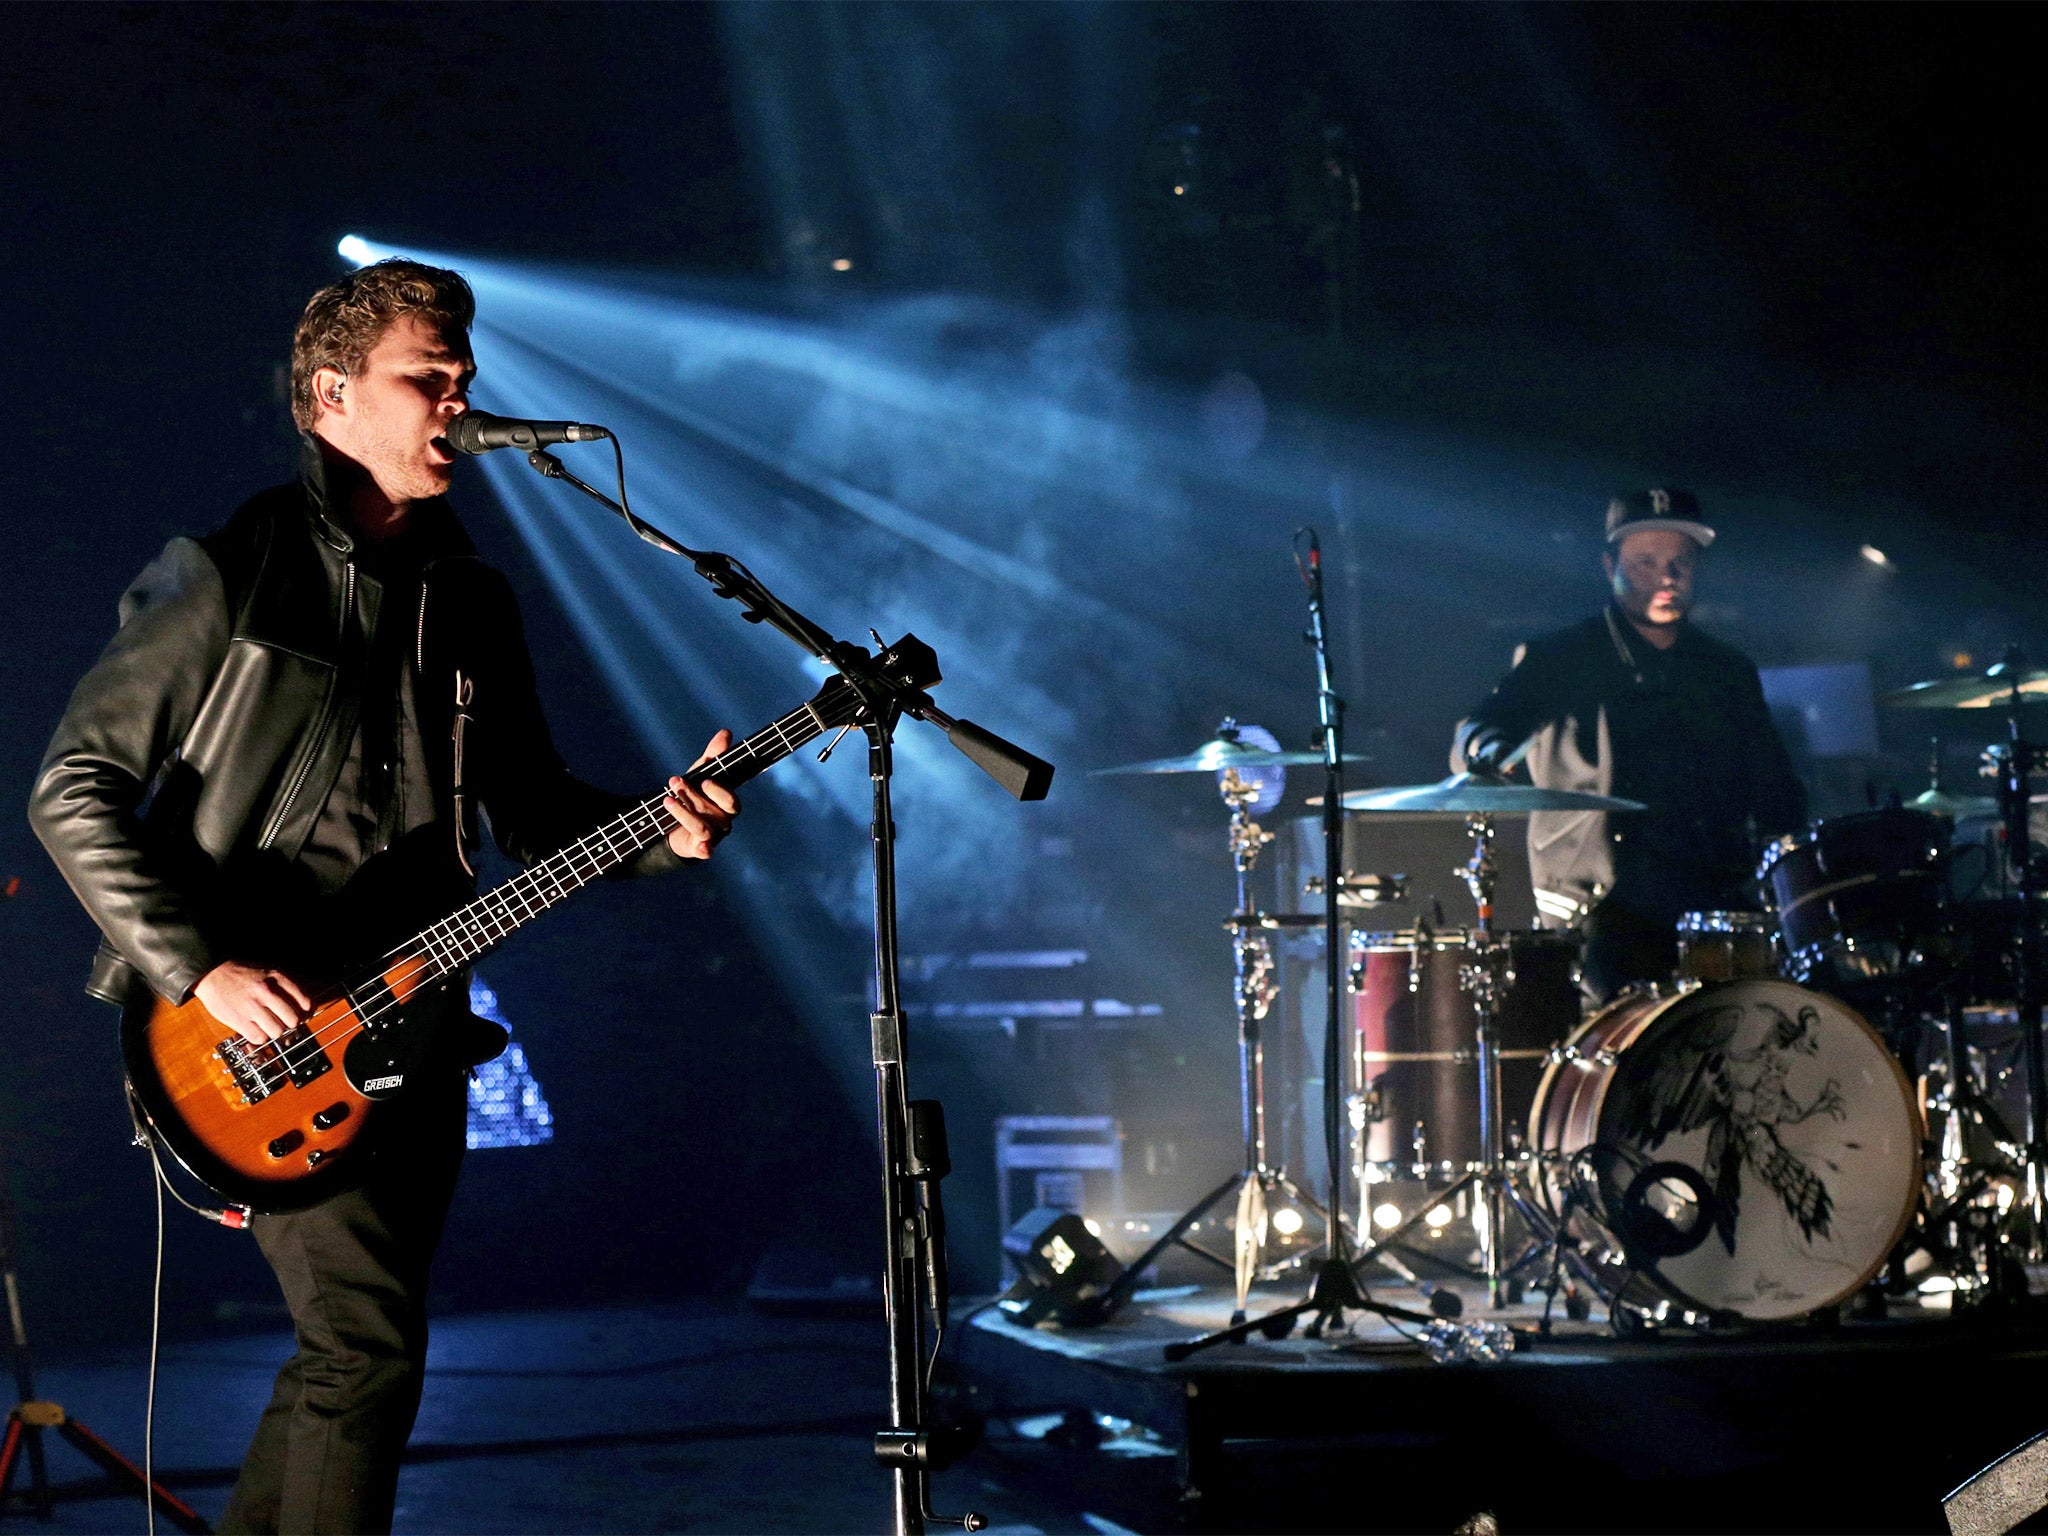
[1617, 999, 1849, 1256]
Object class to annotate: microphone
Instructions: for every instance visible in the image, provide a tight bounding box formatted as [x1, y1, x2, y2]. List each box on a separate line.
[444, 411, 611, 456]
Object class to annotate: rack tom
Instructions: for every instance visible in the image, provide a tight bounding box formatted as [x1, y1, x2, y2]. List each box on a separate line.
[1757, 807, 1948, 987]
[1349, 928, 1581, 1180]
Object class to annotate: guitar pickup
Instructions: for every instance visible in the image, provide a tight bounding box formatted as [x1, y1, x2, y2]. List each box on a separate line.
[274, 1024, 333, 1088]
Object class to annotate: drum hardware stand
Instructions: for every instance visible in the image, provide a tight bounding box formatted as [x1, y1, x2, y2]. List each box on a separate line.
[1987, 651, 2048, 1263]
[1913, 980, 2033, 1304]
[1352, 815, 1600, 1311]
[1158, 535, 1526, 1359]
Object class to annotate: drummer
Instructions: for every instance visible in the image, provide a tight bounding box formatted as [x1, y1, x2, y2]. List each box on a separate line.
[1451, 488, 1808, 1001]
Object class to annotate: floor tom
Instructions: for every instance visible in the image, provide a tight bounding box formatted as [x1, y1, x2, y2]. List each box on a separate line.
[1350, 928, 1582, 1180]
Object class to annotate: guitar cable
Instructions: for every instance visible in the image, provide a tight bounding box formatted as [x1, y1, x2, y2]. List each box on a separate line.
[129, 1093, 251, 1536]
[146, 1145, 165, 1536]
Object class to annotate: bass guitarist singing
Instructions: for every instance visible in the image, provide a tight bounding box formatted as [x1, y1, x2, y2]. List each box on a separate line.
[28, 259, 740, 1535]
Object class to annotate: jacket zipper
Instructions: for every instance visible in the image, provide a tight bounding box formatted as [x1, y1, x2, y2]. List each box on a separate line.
[258, 559, 355, 850]
[417, 562, 432, 671]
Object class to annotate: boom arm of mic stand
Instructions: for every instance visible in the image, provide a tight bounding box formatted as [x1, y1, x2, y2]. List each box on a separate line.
[523, 450, 1055, 801]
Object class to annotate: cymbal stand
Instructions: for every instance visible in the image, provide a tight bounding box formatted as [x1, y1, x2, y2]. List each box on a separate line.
[1993, 650, 2048, 1259]
[1918, 978, 2029, 1300]
[1096, 758, 1324, 1326]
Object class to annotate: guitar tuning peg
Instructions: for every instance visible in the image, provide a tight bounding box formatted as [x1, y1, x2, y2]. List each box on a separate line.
[818, 722, 857, 763]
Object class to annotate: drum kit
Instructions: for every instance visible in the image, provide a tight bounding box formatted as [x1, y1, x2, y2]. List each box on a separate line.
[1096, 651, 2048, 1333]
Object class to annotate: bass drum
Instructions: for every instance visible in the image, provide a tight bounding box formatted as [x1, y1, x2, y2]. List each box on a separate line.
[1530, 978, 1919, 1321]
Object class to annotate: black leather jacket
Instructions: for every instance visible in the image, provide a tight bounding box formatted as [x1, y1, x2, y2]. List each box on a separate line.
[30, 449, 676, 1007]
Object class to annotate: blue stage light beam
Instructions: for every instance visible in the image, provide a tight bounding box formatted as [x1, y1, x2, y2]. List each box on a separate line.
[327, 234, 1990, 1130]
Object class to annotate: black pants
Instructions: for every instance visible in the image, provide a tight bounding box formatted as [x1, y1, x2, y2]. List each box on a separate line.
[219, 1073, 467, 1536]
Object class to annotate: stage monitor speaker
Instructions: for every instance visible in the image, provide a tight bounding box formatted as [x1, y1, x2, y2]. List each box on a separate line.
[995, 1207, 1124, 1327]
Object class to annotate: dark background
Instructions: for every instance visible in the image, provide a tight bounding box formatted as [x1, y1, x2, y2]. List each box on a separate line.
[2, 2, 2042, 1348]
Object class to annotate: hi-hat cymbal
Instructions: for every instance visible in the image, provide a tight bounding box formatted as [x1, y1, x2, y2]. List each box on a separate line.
[1881, 667, 2048, 710]
[1329, 774, 1647, 818]
[1093, 740, 1370, 775]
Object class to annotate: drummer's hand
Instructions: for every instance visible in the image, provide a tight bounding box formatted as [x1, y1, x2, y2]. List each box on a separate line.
[1464, 760, 1513, 785]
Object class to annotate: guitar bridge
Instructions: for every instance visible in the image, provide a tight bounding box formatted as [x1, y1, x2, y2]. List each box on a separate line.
[217, 1026, 332, 1101]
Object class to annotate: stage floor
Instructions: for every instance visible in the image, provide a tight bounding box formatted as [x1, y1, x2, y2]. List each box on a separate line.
[5, 1299, 1104, 1535]
[955, 1277, 2048, 1534]
[13, 1283, 2046, 1534]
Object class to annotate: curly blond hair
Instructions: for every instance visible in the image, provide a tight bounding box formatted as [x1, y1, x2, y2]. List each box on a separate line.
[290, 259, 475, 432]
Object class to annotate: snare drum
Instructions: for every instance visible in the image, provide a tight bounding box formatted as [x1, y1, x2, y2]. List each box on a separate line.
[1676, 911, 1776, 984]
[1349, 928, 1581, 1179]
[1757, 807, 1948, 987]
[1529, 978, 1919, 1320]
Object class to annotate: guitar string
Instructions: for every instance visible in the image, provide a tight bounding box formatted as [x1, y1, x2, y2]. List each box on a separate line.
[244, 712, 805, 1073]
[235, 791, 673, 1079]
[238, 699, 839, 1090]
[245, 800, 672, 1089]
[246, 795, 678, 1089]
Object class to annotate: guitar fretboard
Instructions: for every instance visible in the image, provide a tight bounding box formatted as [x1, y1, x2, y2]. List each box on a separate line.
[400, 693, 846, 980]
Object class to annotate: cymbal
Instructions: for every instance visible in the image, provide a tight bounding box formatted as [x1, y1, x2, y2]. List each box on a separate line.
[1093, 740, 1371, 775]
[1881, 667, 2048, 710]
[1331, 774, 1647, 817]
[1907, 787, 1999, 819]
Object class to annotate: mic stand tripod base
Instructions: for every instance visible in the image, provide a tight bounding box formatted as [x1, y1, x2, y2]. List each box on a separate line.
[0, 1399, 210, 1533]
[1162, 1252, 1433, 1363]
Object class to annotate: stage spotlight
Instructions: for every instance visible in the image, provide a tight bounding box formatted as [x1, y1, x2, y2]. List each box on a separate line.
[1271, 1206, 1304, 1237]
[1860, 544, 1894, 569]
[1083, 1217, 1103, 1237]
[830, 257, 853, 272]
[997, 1207, 1125, 1327]
[336, 234, 378, 267]
[1424, 1205, 1454, 1230]
[1372, 1202, 1403, 1230]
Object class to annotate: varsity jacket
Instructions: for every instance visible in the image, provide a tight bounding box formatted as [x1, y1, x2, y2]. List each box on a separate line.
[1451, 607, 1807, 928]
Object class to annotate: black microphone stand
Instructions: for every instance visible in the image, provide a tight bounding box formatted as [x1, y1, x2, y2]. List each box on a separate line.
[1160, 529, 1380, 1360]
[519, 445, 1050, 1535]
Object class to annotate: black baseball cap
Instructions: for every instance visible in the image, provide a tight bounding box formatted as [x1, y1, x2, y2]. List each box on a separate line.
[1605, 488, 1715, 548]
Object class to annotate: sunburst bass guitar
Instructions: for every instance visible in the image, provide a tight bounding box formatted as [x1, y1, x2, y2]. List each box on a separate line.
[122, 635, 939, 1214]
